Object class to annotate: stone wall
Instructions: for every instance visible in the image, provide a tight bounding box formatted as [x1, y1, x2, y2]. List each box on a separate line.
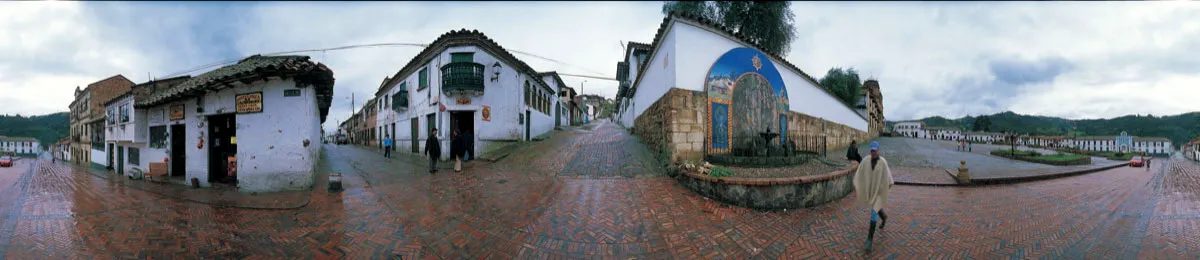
[634, 87, 868, 163]
[784, 112, 870, 153]
[633, 88, 708, 162]
[677, 166, 856, 210]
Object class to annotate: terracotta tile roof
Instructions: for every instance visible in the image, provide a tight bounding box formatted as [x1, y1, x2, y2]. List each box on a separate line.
[135, 55, 336, 122]
[537, 71, 568, 90]
[627, 12, 867, 122]
[104, 75, 192, 106]
[0, 136, 39, 142]
[375, 29, 553, 97]
[1133, 137, 1172, 143]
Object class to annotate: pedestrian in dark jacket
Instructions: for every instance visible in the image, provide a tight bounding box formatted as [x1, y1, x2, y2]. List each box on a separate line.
[451, 130, 466, 173]
[464, 131, 475, 162]
[846, 140, 863, 163]
[424, 128, 441, 173]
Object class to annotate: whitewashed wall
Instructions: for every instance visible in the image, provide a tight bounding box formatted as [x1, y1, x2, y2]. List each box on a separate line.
[625, 24, 677, 127]
[144, 79, 320, 192]
[614, 21, 870, 132]
[90, 148, 105, 166]
[378, 45, 557, 159]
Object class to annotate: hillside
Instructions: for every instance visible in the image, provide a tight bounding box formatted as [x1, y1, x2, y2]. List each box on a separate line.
[898, 111, 1200, 147]
[0, 112, 70, 149]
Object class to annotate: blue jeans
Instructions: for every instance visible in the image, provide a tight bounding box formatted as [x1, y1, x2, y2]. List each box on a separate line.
[871, 210, 880, 222]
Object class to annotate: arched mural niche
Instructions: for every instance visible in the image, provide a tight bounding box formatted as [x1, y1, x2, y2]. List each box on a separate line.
[705, 47, 790, 155]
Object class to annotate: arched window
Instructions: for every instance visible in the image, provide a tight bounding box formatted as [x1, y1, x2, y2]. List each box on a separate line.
[524, 81, 531, 107]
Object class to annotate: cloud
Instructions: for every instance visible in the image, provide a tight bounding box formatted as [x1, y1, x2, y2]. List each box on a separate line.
[2, 1, 1198, 133]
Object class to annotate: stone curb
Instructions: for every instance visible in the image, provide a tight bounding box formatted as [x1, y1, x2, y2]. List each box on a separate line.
[969, 162, 1131, 186]
[63, 161, 310, 210]
[893, 162, 1130, 187]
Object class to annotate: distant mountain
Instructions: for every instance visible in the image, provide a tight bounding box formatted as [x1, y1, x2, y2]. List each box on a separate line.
[901, 111, 1200, 147]
[0, 112, 69, 149]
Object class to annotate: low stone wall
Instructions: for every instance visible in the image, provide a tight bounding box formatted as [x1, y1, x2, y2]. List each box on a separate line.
[632, 87, 870, 163]
[676, 165, 856, 210]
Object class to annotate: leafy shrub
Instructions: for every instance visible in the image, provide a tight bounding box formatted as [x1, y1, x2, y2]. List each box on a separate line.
[709, 167, 735, 178]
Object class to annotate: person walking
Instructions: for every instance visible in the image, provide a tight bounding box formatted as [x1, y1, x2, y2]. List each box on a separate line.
[424, 128, 441, 174]
[853, 141, 894, 251]
[845, 140, 863, 164]
[450, 130, 465, 173]
[383, 134, 393, 158]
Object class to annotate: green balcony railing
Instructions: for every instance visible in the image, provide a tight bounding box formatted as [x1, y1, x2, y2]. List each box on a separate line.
[440, 62, 485, 95]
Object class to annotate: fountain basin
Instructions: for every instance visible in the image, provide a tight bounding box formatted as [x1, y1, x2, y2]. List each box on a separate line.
[677, 163, 857, 210]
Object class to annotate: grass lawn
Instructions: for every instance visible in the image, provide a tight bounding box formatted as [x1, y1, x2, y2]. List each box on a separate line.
[991, 149, 1040, 157]
[1028, 154, 1088, 162]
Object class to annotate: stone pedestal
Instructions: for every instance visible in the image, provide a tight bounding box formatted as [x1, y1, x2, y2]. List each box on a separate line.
[955, 160, 971, 185]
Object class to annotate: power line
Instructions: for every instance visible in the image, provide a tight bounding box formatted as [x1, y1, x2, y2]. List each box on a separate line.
[158, 42, 615, 83]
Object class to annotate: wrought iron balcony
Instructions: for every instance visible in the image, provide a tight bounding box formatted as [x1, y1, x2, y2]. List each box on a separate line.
[440, 62, 485, 96]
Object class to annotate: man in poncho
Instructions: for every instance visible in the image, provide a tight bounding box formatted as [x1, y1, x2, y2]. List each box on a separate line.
[853, 141, 894, 250]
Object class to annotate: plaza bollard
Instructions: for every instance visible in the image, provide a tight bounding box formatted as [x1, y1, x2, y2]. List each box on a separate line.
[328, 173, 343, 192]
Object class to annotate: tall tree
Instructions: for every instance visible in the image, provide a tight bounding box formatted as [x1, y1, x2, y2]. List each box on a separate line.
[663, 1, 797, 56]
[973, 115, 992, 131]
[817, 67, 862, 107]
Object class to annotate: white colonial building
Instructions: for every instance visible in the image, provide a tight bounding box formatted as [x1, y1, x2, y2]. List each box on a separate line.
[373, 29, 563, 159]
[928, 127, 963, 141]
[1065, 132, 1173, 156]
[892, 121, 926, 138]
[1185, 137, 1199, 161]
[102, 76, 192, 176]
[0, 136, 40, 156]
[965, 132, 1003, 143]
[135, 55, 335, 192]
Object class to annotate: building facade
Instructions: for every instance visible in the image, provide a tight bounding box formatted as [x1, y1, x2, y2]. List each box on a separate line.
[372, 29, 562, 159]
[892, 121, 926, 138]
[613, 13, 870, 161]
[134, 55, 335, 192]
[860, 80, 884, 138]
[0, 136, 40, 156]
[69, 75, 135, 169]
[102, 76, 192, 176]
[1184, 137, 1200, 161]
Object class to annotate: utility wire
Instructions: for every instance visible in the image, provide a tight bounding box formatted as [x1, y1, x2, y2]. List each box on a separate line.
[158, 42, 616, 82]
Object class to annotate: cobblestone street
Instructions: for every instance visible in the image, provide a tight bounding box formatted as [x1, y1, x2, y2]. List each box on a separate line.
[0, 121, 1197, 259]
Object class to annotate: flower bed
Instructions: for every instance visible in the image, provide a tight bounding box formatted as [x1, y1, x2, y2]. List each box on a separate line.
[992, 149, 1091, 166]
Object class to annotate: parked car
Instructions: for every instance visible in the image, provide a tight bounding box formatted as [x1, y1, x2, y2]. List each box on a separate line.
[0, 156, 12, 167]
[1129, 157, 1144, 167]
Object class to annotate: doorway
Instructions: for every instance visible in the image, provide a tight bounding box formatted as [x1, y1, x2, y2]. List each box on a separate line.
[450, 111, 475, 155]
[170, 124, 186, 177]
[116, 146, 124, 176]
[525, 110, 531, 141]
[207, 114, 237, 183]
[555, 103, 561, 127]
[410, 119, 419, 153]
[107, 143, 114, 171]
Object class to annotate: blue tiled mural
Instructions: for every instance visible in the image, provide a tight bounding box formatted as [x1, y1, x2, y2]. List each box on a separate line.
[706, 47, 789, 152]
[711, 103, 729, 149]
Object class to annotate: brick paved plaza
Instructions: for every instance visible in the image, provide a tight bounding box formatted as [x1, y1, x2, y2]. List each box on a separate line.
[0, 120, 1197, 259]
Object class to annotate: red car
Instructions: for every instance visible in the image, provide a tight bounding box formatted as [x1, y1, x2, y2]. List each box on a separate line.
[0, 156, 12, 168]
[1129, 157, 1144, 167]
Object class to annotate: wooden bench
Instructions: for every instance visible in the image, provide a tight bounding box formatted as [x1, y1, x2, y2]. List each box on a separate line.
[146, 162, 169, 183]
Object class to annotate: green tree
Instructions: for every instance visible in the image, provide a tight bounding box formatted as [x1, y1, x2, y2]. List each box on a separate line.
[973, 115, 992, 132]
[817, 67, 862, 107]
[663, 1, 797, 56]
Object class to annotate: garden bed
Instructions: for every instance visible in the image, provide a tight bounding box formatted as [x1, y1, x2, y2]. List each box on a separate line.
[992, 149, 1091, 166]
[705, 152, 819, 168]
[672, 160, 857, 210]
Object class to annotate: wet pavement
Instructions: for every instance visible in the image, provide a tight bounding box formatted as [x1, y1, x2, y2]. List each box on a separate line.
[1, 121, 1198, 259]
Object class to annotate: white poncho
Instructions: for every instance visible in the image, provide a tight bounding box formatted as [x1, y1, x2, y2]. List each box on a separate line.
[853, 156, 895, 211]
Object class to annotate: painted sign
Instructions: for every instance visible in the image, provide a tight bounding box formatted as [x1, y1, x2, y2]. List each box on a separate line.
[456, 96, 471, 105]
[705, 47, 789, 153]
[169, 104, 185, 121]
[482, 105, 491, 122]
[235, 92, 264, 114]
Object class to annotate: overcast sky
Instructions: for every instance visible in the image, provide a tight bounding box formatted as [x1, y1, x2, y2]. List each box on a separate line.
[3, 2, 1198, 133]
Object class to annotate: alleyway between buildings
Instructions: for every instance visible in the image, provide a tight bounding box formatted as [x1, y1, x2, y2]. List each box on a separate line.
[0, 120, 1197, 259]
